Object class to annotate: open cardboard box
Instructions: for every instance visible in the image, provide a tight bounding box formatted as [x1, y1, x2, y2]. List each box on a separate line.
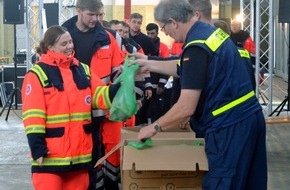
[96, 127, 208, 190]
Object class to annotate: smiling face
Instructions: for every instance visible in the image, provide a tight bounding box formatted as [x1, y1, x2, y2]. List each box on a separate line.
[48, 32, 74, 57]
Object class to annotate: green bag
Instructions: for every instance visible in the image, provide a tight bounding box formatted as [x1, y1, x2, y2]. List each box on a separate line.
[109, 56, 139, 121]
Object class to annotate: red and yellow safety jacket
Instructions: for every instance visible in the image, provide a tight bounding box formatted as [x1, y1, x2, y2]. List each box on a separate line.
[171, 41, 184, 56]
[90, 31, 124, 85]
[22, 50, 115, 173]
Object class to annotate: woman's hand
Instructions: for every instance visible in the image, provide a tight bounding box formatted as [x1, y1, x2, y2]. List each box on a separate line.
[36, 157, 43, 166]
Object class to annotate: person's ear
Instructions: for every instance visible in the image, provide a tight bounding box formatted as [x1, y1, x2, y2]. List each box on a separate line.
[195, 11, 201, 20]
[168, 18, 177, 29]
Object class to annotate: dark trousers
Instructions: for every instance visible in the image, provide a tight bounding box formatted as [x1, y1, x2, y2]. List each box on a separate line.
[203, 111, 267, 190]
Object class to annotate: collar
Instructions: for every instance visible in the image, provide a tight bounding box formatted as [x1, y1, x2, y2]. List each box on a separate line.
[184, 20, 201, 44]
[130, 29, 141, 37]
[37, 50, 79, 68]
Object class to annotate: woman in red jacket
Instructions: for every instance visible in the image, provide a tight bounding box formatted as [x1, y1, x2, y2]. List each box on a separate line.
[22, 25, 119, 190]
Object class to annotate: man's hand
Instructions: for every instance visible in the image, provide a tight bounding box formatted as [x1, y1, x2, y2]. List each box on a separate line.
[36, 157, 43, 166]
[129, 53, 148, 60]
[145, 89, 152, 99]
[156, 87, 164, 95]
[137, 124, 157, 142]
[137, 100, 142, 109]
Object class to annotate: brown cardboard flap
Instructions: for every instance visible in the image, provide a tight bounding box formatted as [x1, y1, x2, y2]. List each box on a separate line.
[121, 128, 196, 141]
[123, 126, 192, 132]
[122, 142, 208, 171]
[94, 141, 123, 168]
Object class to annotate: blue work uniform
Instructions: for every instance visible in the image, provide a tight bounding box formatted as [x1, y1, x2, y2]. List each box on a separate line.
[179, 21, 267, 190]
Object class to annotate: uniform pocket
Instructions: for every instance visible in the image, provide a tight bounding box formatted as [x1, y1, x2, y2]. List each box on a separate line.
[83, 123, 93, 134]
[203, 167, 235, 189]
[45, 127, 64, 138]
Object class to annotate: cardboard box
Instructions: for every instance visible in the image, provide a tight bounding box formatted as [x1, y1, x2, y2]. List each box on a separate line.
[121, 128, 208, 190]
[94, 128, 208, 189]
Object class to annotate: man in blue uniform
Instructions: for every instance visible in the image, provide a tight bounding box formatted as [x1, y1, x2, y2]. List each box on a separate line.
[132, 0, 267, 189]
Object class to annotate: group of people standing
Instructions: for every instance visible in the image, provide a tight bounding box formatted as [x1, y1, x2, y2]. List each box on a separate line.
[22, 0, 267, 190]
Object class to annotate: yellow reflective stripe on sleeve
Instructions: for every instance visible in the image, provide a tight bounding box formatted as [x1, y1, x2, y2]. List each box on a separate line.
[93, 86, 111, 109]
[212, 91, 255, 116]
[31, 154, 92, 166]
[185, 40, 206, 48]
[205, 28, 229, 52]
[70, 112, 91, 121]
[30, 65, 49, 87]
[238, 49, 250, 59]
[93, 87, 106, 108]
[103, 86, 111, 108]
[25, 124, 46, 135]
[80, 62, 91, 80]
[23, 109, 46, 121]
[46, 114, 70, 124]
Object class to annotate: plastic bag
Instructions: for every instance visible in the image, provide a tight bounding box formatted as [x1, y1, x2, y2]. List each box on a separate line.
[109, 56, 139, 121]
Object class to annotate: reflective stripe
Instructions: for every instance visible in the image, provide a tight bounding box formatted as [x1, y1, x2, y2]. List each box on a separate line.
[93, 87, 106, 108]
[185, 40, 206, 48]
[144, 82, 153, 88]
[96, 178, 105, 189]
[46, 112, 91, 124]
[23, 109, 46, 121]
[134, 86, 144, 97]
[104, 160, 120, 173]
[184, 28, 229, 53]
[46, 114, 70, 124]
[30, 65, 49, 87]
[238, 49, 250, 59]
[212, 91, 255, 116]
[103, 86, 111, 108]
[92, 109, 107, 117]
[70, 112, 91, 121]
[101, 76, 111, 85]
[93, 86, 111, 109]
[80, 62, 91, 80]
[103, 160, 120, 181]
[25, 124, 46, 135]
[159, 78, 167, 84]
[31, 154, 92, 166]
[152, 84, 159, 89]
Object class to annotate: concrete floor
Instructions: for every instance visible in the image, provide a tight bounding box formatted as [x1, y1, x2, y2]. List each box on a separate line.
[0, 76, 290, 190]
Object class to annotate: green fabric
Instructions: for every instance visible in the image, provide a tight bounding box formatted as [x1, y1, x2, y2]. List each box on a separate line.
[127, 138, 153, 149]
[109, 56, 139, 121]
[194, 140, 203, 146]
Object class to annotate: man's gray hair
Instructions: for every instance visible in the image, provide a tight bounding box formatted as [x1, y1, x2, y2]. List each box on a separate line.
[188, 0, 212, 20]
[154, 0, 194, 23]
[76, 0, 103, 12]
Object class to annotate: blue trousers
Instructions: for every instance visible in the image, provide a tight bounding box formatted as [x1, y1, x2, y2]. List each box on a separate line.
[203, 111, 267, 190]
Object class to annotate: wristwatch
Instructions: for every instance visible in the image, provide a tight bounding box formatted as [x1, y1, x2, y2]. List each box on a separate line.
[154, 121, 162, 132]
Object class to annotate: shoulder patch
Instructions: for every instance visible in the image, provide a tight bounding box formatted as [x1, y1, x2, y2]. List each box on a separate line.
[25, 84, 32, 95]
[85, 95, 91, 106]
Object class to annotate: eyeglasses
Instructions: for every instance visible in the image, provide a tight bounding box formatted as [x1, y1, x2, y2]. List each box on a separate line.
[160, 22, 167, 32]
